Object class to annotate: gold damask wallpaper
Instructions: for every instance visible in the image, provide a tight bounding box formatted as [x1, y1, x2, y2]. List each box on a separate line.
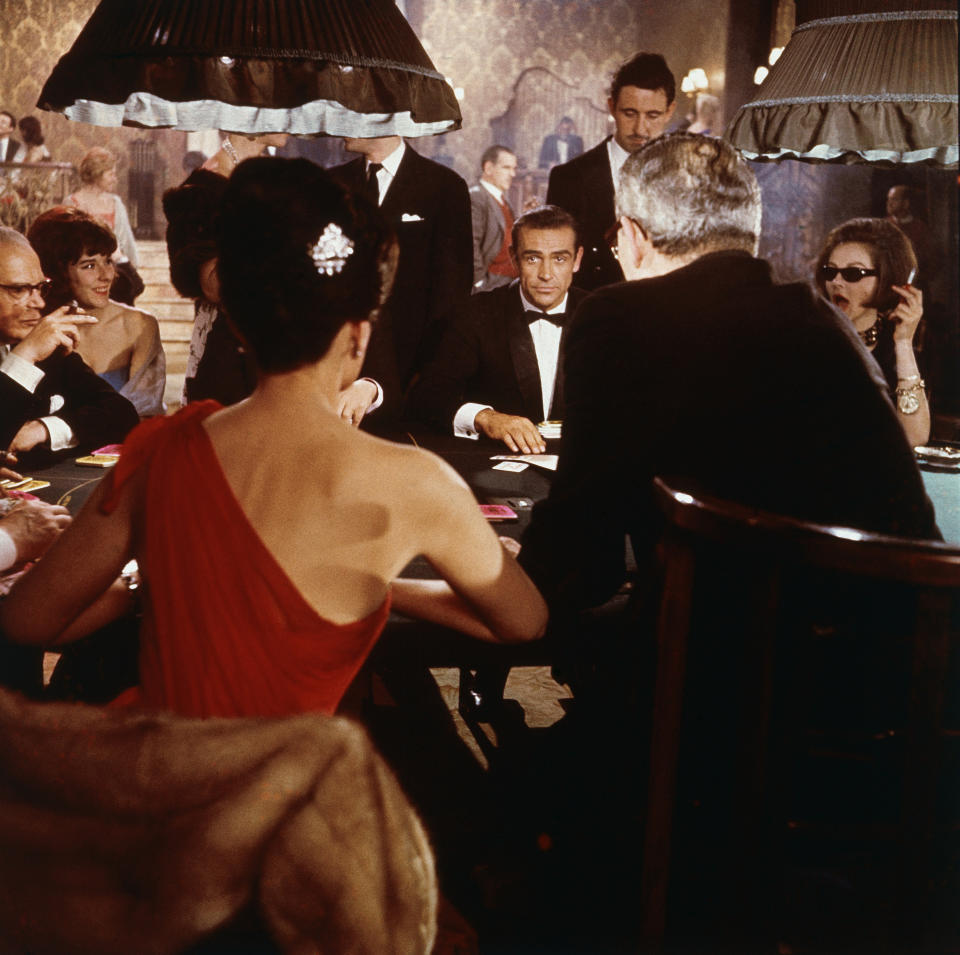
[0, 0, 186, 237]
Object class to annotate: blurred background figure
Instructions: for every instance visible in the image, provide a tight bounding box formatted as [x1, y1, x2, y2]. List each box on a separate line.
[885, 184, 939, 291]
[0, 110, 19, 162]
[28, 207, 165, 417]
[686, 93, 722, 135]
[15, 116, 50, 163]
[538, 116, 583, 169]
[65, 147, 143, 306]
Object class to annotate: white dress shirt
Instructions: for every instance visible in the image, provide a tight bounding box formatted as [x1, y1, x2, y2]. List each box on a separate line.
[454, 289, 569, 438]
[606, 137, 631, 195]
[366, 140, 405, 206]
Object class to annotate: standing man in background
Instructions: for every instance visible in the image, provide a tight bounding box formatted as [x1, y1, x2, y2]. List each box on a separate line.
[547, 52, 676, 290]
[470, 145, 519, 293]
[332, 136, 472, 405]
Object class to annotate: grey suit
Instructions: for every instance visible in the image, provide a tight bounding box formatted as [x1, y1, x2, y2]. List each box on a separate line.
[469, 183, 514, 293]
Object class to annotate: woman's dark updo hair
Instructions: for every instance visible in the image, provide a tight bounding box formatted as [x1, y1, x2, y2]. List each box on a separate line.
[217, 157, 395, 375]
[814, 217, 917, 315]
[27, 207, 117, 313]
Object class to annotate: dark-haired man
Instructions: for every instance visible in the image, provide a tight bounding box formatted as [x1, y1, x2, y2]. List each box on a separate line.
[547, 52, 676, 290]
[332, 135, 472, 399]
[409, 205, 586, 455]
[470, 145, 519, 293]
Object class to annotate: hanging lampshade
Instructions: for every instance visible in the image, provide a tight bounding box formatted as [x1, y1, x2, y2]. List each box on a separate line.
[37, 0, 461, 137]
[725, 0, 958, 166]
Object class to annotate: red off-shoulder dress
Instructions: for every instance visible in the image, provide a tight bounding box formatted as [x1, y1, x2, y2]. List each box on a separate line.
[105, 402, 390, 718]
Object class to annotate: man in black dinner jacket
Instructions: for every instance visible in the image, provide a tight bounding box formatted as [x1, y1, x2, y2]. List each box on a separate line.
[547, 52, 676, 291]
[409, 205, 586, 455]
[521, 133, 938, 615]
[0, 228, 137, 470]
[331, 136, 472, 403]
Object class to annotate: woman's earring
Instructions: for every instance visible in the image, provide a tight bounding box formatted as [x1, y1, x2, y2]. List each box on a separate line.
[352, 344, 363, 359]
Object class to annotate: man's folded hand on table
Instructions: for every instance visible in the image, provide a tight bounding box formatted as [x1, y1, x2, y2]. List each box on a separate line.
[474, 409, 546, 454]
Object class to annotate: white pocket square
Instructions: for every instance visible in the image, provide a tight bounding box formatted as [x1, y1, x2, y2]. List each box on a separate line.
[401, 213, 424, 222]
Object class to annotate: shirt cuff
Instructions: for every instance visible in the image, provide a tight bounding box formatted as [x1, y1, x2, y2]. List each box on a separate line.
[40, 416, 76, 452]
[454, 402, 493, 439]
[360, 377, 383, 413]
[0, 527, 16, 573]
[1, 351, 44, 393]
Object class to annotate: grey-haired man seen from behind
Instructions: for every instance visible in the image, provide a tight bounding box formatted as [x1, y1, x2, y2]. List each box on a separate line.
[520, 132, 938, 614]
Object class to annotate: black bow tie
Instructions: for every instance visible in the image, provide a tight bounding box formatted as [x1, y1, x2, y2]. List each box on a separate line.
[526, 308, 566, 328]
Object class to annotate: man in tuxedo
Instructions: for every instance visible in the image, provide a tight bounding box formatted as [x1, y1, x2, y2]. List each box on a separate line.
[547, 52, 676, 291]
[470, 145, 519, 293]
[409, 205, 585, 455]
[331, 136, 472, 400]
[538, 116, 584, 169]
[521, 133, 938, 615]
[0, 228, 138, 469]
[0, 111, 21, 163]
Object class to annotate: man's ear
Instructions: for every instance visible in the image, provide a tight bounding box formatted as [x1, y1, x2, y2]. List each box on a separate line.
[572, 246, 584, 272]
[663, 99, 677, 124]
[618, 216, 652, 277]
[607, 96, 616, 118]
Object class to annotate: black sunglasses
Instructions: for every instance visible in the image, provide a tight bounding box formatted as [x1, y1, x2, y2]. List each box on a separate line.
[819, 266, 878, 283]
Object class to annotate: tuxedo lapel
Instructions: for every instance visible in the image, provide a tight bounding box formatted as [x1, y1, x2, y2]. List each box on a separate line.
[507, 294, 546, 422]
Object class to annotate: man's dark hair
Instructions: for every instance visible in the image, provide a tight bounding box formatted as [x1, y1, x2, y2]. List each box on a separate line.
[480, 145, 512, 170]
[511, 204, 581, 253]
[610, 52, 676, 105]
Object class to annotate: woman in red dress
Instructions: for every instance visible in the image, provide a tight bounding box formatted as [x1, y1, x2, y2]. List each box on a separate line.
[1, 158, 547, 718]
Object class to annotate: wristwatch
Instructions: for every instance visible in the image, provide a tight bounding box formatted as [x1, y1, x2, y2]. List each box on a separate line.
[895, 377, 925, 415]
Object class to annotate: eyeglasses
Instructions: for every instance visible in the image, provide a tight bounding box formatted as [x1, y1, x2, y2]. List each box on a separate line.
[819, 266, 878, 283]
[0, 280, 53, 302]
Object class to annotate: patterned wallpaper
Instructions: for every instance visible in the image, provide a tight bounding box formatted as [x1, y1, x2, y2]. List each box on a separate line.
[0, 0, 187, 238]
[412, 0, 730, 184]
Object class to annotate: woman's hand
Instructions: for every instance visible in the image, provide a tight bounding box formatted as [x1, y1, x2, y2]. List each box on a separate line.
[889, 283, 923, 342]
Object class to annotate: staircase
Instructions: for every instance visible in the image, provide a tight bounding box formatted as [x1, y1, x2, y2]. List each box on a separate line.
[135, 240, 194, 411]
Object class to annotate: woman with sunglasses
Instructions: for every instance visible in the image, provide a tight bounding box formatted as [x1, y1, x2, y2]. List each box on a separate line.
[814, 217, 928, 446]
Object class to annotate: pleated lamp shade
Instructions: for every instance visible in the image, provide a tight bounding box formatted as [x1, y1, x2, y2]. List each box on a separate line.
[726, 0, 958, 166]
[37, 0, 461, 137]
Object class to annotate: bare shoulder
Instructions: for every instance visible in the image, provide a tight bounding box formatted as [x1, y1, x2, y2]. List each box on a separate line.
[349, 431, 471, 509]
[114, 303, 160, 336]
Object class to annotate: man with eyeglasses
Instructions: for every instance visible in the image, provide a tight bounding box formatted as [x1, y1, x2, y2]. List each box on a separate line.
[0, 227, 137, 469]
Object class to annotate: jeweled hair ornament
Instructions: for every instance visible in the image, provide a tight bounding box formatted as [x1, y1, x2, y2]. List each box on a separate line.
[309, 223, 354, 276]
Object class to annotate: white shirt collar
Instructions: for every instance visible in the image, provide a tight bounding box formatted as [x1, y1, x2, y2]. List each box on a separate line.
[606, 136, 631, 187]
[371, 139, 405, 178]
[519, 287, 568, 316]
[479, 178, 504, 203]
